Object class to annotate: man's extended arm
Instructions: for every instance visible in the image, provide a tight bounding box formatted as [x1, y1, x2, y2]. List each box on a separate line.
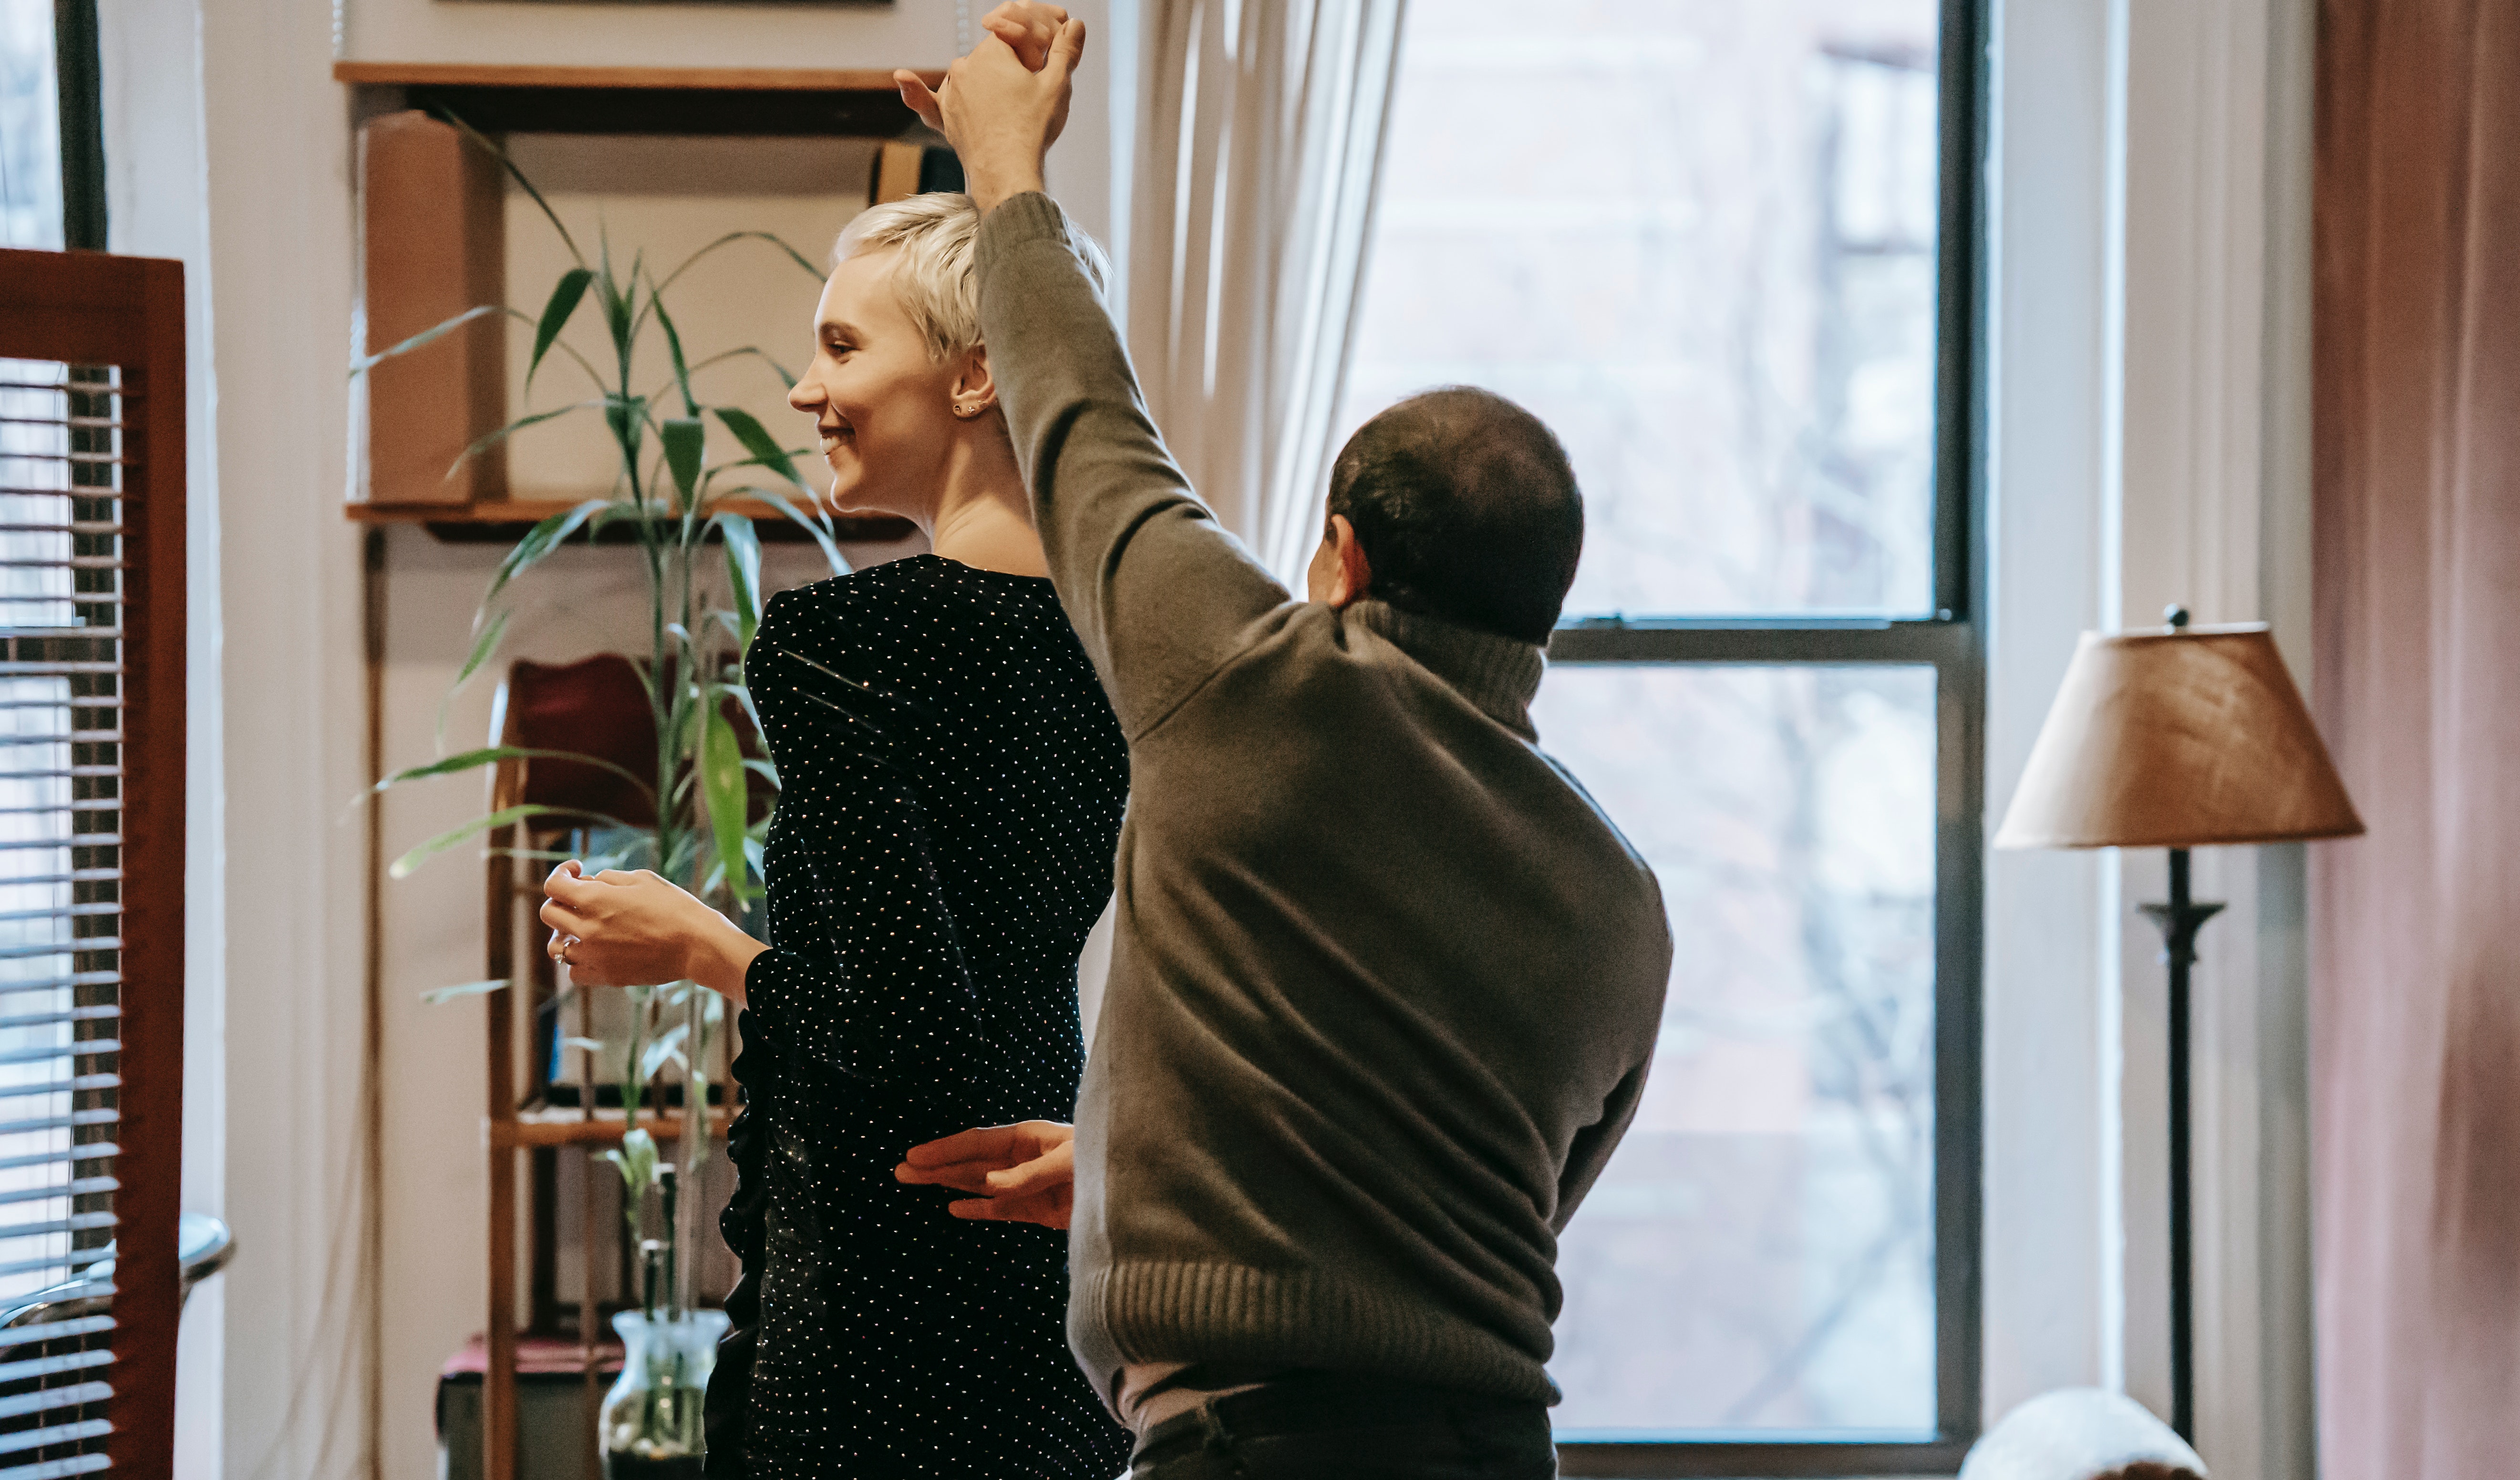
[902, 12, 1293, 735]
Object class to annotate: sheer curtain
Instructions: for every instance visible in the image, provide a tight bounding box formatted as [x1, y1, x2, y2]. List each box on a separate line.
[2312, 0, 2520, 1475]
[1125, 0, 1405, 583]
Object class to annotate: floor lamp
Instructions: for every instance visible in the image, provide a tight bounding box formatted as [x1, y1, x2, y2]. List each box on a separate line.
[1992, 607, 2363, 1443]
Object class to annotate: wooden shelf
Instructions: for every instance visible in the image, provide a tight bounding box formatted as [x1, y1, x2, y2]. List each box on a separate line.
[336, 62, 941, 92]
[496, 1109, 732, 1150]
[350, 497, 914, 545]
[335, 61, 946, 138]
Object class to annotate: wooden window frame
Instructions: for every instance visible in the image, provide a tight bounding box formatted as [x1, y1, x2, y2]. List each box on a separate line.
[0, 245, 189, 1478]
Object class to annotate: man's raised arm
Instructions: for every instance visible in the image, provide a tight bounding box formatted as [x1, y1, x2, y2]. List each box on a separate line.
[899, 9, 1291, 736]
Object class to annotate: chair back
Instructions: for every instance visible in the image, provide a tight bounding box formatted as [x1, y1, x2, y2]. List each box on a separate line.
[494, 656, 658, 824]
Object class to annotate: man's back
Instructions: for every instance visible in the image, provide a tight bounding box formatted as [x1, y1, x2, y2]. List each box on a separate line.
[1074, 596, 1671, 1403]
[974, 193, 1674, 1409]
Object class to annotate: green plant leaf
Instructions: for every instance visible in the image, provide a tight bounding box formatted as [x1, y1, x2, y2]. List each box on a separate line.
[641, 1021, 690, 1081]
[433, 606, 511, 749]
[350, 304, 499, 378]
[732, 484, 851, 577]
[485, 499, 609, 608]
[501, 307, 607, 393]
[420, 978, 510, 1005]
[606, 1127, 660, 1194]
[647, 231, 827, 312]
[450, 608, 512, 698]
[438, 109, 582, 265]
[662, 417, 706, 504]
[527, 267, 594, 393]
[730, 346, 799, 392]
[653, 290, 699, 417]
[703, 699, 751, 904]
[718, 514, 763, 652]
[389, 803, 636, 879]
[374, 745, 655, 803]
[713, 408, 809, 492]
[560, 1035, 604, 1055]
[603, 394, 649, 449]
[600, 242, 639, 361]
[446, 400, 603, 482]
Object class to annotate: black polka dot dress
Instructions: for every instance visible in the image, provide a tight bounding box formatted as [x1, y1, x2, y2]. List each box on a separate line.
[703, 554, 1132, 1480]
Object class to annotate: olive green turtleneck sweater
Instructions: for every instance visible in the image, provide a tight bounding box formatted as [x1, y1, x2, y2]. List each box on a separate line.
[976, 192, 1674, 1408]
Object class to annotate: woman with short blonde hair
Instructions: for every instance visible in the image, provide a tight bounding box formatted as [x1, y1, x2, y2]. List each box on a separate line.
[539, 189, 1130, 1477]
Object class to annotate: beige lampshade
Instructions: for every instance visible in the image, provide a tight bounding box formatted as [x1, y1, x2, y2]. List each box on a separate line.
[1993, 622, 2364, 850]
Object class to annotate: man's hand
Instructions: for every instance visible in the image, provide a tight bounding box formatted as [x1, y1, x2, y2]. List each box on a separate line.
[894, 3, 1086, 216]
[539, 861, 765, 1002]
[896, 1120, 1076, 1228]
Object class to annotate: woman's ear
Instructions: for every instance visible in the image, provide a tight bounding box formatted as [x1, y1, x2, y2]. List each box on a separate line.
[950, 346, 999, 421]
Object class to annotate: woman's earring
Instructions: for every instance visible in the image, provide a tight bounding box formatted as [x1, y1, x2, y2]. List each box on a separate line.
[952, 401, 984, 420]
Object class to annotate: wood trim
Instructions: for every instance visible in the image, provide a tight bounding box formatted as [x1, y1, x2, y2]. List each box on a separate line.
[485, 823, 519, 1480]
[349, 497, 900, 530]
[333, 62, 942, 92]
[0, 247, 187, 1480]
[116, 252, 188, 1480]
[348, 499, 916, 547]
[497, 1112, 732, 1149]
[0, 247, 189, 1480]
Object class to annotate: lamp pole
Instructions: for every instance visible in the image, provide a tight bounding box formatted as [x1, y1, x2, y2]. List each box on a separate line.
[2131, 609, 2224, 1443]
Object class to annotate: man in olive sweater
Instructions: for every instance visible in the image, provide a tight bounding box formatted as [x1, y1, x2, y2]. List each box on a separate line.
[894, 12, 1673, 1476]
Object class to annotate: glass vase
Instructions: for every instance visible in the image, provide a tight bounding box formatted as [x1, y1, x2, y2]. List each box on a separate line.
[600, 1307, 730, 1479]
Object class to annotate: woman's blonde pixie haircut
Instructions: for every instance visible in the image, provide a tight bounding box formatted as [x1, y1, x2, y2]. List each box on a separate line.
[832, 192, 1111, 365]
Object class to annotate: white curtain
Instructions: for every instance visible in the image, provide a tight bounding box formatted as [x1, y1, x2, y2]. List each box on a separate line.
[1125, 0, 1406, 584]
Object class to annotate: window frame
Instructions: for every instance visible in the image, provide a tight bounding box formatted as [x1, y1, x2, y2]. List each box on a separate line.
[54, 0, 106, 250]
[1541, 0, 1987, 1471]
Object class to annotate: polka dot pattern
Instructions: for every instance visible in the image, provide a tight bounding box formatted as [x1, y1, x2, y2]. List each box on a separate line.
[710, 554, 1132, 1478]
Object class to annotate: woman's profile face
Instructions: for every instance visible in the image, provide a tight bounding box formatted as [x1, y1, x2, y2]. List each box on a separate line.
[787, 249, 966, 522]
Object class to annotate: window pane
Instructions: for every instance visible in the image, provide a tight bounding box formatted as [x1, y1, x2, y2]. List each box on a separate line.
[1341, 0, 1943, 617]
[0, 0, 62, 250]
[1532, 665, 1937, 1434]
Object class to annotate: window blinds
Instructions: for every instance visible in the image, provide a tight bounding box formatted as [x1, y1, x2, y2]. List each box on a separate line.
[0, 249, 188, 1478]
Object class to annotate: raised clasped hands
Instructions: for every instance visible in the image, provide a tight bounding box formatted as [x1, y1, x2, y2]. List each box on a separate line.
[894, 2, 1086, 216]
[896, 1120, 1078, 1229]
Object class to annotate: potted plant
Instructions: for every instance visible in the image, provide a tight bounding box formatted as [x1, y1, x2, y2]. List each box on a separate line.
[358, 118, 842, 1472]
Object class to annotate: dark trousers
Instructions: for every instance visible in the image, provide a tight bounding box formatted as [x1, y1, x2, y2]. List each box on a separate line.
[1130, 1373, 1557, 1480]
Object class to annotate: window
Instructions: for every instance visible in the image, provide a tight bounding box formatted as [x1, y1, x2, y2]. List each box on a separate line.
[0, 0, 101, 252]
[0, 0, 62, 249]
[1339, 0, 1982, 1469]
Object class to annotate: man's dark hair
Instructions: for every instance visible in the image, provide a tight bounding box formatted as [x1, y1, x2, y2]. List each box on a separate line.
[1324, 387, 1583, 644]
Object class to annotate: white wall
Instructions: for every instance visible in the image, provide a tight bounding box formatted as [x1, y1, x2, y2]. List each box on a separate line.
[1982, 1, 2317, 1475]
[2108, 0, 2318, 1473]
[94, 0, 224, 1471]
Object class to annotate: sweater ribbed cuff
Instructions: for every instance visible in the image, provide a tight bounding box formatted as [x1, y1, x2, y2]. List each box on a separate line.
[975, 191, 1071, 270]
[1073, 1261, 1559, 1407]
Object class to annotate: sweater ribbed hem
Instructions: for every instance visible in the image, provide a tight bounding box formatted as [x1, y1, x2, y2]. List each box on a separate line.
[1073, 1261, 1557, 1407]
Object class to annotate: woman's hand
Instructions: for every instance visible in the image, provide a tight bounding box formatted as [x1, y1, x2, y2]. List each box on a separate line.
[539, 861, 766, 1004]
[895, 1120, 1076, 1228]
